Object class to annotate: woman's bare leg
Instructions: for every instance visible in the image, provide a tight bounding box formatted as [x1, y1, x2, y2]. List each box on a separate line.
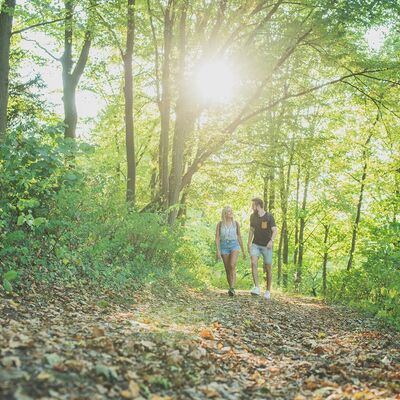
[221, 254, 232, 288]
[229, 250, 239, 288]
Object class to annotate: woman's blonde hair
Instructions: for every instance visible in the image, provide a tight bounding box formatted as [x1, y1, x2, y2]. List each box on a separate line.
[221, 206, 234, 225]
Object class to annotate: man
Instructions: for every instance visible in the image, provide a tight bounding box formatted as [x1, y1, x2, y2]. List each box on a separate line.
[247, 197, 278, 299]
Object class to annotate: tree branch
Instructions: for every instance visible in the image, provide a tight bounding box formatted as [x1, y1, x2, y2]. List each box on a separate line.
[95, 10, 124, 59]
[180, 68, 391, 191]
[12, 17, 65, 36]
[20, 36, 61, 61]
[71, 30, 92, 84]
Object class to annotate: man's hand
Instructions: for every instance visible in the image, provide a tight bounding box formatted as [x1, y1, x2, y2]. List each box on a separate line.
[247, 244, 251, 254]
[266, 240, 273, 249]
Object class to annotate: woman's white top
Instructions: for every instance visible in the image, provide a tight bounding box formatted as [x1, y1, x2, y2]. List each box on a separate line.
[220, 222, 237, 241]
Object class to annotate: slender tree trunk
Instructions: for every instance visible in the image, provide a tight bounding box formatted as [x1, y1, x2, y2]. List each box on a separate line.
[277, 161, 285, 286]
[296, 169, 309, 289]
[159, 0, 174, 206]
[293, 164, 300, 264]
[279, 139, 294, 286]
[283, 139, 294, 265]
[263, 175, 269, 211]
[61, 0, 93, 140]
[268, 164, 276, 213]
[277, 224, 283, 285]
[0, 0, 16, 137]
[347, 133, 372, 270]
[322, 224, 330, 294]
[395, 167, 400, 223]
[124, 0, 136, 205]
[177, 188, 188, 221]
[168, 2, 195, 224]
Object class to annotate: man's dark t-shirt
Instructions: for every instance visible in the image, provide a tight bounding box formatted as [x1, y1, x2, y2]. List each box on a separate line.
[250, 212, 276, 246]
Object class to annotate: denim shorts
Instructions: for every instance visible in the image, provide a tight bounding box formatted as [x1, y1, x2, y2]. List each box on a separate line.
[250, 243, 273, 264]
[220, 239, 240, 255]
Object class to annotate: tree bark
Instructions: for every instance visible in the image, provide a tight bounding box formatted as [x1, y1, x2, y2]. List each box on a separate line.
[281, 139, 294, 285]
[293, 164, 301, 264]
[0, 0, 16, 137]
[263, 175, 269, 211]
[158, 0, 174, 206]
[168, 2, 196, 224]
[124, 0, 136, 205]
[347, 133, 372, 270]
[268, 156, 276, 213]
[296, 169, 309, 289]
[277, 220, 283, 286]
[322, 223, 330, 294]
[61, 0, 93, 140]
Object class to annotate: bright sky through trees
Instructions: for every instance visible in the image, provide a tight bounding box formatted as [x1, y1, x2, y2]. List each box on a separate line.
[16, 26, 387, 134]
[194, 60, 235, 104]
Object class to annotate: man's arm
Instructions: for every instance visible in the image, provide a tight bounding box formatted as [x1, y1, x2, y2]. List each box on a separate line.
[267, 226, 278, 249]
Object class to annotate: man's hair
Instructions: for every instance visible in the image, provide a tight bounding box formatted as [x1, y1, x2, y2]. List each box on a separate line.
[252, 197, 264, 209]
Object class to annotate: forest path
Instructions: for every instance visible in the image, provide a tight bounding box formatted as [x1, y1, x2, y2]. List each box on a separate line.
[1, 286, 399, 400]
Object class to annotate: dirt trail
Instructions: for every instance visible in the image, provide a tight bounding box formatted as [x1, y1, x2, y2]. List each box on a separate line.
[1, 287, 399, 399]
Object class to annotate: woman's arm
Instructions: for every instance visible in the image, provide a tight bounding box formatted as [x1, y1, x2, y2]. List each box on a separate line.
[215, 222, 221, 260]
[248, 227, 254, 253]
[236, 222, 246, 258]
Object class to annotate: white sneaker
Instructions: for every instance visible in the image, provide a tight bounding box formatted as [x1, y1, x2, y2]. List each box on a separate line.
[264, 291, 271, 300]
[251, 287, 260, 296]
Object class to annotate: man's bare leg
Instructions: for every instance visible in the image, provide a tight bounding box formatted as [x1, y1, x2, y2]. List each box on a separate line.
[264, 263, 272, 291]
[251, 256, 259, 289]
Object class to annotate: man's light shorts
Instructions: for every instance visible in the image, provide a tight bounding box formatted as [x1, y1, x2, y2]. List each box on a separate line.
[250, 243, 273, 265]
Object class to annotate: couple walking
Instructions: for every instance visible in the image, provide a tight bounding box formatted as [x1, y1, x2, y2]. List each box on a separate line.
[215, 198, 278, 299]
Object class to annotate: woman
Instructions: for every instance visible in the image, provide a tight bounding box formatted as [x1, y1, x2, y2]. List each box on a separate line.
[216, 206, 246, 296]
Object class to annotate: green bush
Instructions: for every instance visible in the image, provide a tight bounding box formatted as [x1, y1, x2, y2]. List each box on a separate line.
[0, 125, 206, 293]
[328, 223, 400, 327]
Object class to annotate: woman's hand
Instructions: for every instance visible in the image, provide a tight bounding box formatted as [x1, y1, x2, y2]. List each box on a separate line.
[216, 251, 221, 261]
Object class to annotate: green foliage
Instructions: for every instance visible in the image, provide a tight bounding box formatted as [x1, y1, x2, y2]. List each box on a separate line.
[328, 223, 400, 327]
[0, 127, 205, 291]
[1, 269, 19, 293]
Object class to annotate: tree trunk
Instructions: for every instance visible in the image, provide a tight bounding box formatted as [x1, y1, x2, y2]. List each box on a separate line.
[177, 188, 188, 221]
[0, 0, 16, 137]
[61, 0, 92, 140]
[168, 2, 195, 224]
[268, 162, 276, 213]
[124, 0, 136, 205]
[293, 164, 301, 264]
[347, 133, 372, 270]
[296, 169, 309, 289]
[322, 224, 330, 294]
[263, 175, 269, 211]
[279, 139, 294, 286]
[283, 139, 294, 265]
[277, 224, 283, 285]
[159, 0, 174, 206]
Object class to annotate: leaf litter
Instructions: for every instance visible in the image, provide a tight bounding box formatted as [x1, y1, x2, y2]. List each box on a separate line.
[1, 285, 399, 399]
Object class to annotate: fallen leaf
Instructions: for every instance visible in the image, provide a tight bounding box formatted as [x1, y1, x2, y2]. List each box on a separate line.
[188, 347, 207, 360]
[37, 371, 53, 381]
[121, 380, 140, 399]
[92, 326, 106, 337]
[95, 364, 119, 380]
[200, 328, 214, 340]
[2, 356, 21, 368]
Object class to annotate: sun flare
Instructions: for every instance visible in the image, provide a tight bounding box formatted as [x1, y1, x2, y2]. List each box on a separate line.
[195, 60, 235, 104]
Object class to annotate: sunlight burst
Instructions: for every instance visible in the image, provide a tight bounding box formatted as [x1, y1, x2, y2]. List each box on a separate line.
[195, 60, 235, 104]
